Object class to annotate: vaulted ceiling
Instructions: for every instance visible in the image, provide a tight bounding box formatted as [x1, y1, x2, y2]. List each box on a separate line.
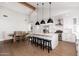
[0, 2, 79, 16]
[29, 2, 79, 8]
[0, 2, 36, 15]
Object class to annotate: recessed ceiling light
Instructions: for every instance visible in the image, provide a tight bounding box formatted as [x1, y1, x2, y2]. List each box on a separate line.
[3, 15, 8, 17]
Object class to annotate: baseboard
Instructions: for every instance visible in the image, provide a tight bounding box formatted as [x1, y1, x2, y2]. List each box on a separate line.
[61, 40, 75, 44]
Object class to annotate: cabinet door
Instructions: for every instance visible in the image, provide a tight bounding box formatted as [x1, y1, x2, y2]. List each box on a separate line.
[77, 44, 79, 56]
[76, 40, 79, 56]
[62, 33, 75, 42]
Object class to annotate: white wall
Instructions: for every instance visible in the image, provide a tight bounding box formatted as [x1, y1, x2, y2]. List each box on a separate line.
[54, 9, 79, 42]
[55, 9, 79, 32]
[0, 7, 31, 41]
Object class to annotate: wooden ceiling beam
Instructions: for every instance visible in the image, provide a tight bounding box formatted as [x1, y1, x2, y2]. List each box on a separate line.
[19, 2, 36, 11]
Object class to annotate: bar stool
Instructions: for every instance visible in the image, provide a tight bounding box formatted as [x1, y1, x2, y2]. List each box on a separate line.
[43, 39, 52, 53]
[33, 37, 37, 45]
[37, 37, 40, 46]
[30, 36, 33, 44]
[32, 37, 35, 43]
[38, 37, 43, 48]
[43, 39, 46, 50]
[34, 37, 37, 46]
[47, 40, 52, 53]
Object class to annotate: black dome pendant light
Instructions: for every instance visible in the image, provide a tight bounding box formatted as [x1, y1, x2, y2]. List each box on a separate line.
[35, 3, 40, 25]
[47, 2, 53, 23]
[40, 3, 45, 24]
[35, 21, 40, 25]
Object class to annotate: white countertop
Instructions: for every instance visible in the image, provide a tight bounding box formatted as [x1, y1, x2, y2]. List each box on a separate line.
[30, 33, 54, 36]
[27, 33, 58, 41]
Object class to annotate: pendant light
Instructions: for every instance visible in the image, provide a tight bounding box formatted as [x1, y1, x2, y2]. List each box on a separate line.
[40, 3, 45, 24]
[35, 3, 40, 25]
[35, 21, 40, 25]
[47, 2, 53, 23]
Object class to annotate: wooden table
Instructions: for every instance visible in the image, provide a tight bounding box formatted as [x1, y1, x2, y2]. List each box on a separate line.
[8, 33, 28, 43]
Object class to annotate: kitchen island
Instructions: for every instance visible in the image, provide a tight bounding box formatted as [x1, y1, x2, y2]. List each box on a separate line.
[27, 33, 58, 53]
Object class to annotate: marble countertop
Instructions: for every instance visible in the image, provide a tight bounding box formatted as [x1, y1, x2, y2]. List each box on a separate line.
[33, 33, 53, 36]
[27, 33, 57, 41]
[30, 33, 54, 36]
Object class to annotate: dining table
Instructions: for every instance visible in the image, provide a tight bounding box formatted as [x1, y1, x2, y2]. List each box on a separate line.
[8, 33, 29, 43]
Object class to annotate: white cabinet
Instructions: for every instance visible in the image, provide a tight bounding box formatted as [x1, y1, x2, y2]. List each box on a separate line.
[62, 29, 76, 43]
[51, 33, 58, 49]
[77, 45, 79, 56]
[55, 25, 63, 31]
[62, 33, 76, 43]
[76, 39, 79, 56]
[32, 25, 40, 33]
[33, 23, 55, 33]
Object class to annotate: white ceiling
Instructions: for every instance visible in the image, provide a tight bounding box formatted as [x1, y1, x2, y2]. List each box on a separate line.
[29, 2, 79, 16]
[0, 2, 33, 15]
[29, 2, 79, 7]
[28, 2, 79, 12]
[0, 2, 79, 16]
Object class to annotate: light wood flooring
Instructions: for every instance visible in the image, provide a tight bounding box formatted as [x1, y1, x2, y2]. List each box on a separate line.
[0, 40, 77, 56]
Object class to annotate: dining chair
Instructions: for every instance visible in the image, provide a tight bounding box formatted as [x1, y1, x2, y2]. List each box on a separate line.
[13, 31, 22, 42]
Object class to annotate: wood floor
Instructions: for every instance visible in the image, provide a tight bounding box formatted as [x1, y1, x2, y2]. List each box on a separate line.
[0, 40, 77, 56]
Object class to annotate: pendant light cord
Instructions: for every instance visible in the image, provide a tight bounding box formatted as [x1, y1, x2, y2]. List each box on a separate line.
[49, 2, 51, 18]
[42, 3, 44, 20]
[37, 3, 38, 20]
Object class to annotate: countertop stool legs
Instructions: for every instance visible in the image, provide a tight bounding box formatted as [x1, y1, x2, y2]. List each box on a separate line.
[43, 39, 45, 50]
[28, 36, 52, 53]
[34, 37, 37, 46]
[38, 38, 43, 49]
[42, 39, 52, 53]
[36, 37, 38, 47]
[48, 41, 50, 53]
[48, 41, 52, 53]
[40, 39, 43, 49]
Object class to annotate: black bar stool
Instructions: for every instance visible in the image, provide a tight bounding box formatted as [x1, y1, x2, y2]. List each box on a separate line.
[33, 37, 35, 43]
[35, 37, 38, 47]
[38, 37, 43, 49]
[31, 36, 33, 44]
[47, 40, 52, 53]
[36, 37, 41, 47]
[43, 39, 52, 53]
[28, 36, 52, 53]
[34, 37, 37, 46]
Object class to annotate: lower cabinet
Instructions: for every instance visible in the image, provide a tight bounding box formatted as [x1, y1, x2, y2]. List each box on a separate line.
[76, 39, 79, 56]
[62, 33, 76, 43]
[77, 45, 79, 56]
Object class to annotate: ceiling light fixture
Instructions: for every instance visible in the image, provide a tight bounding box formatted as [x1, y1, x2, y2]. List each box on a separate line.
[40, 3, 45, 24]
[47, 2, 53, 23]
[35, 3, 40, 25]
[3, 15, 8, 17]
